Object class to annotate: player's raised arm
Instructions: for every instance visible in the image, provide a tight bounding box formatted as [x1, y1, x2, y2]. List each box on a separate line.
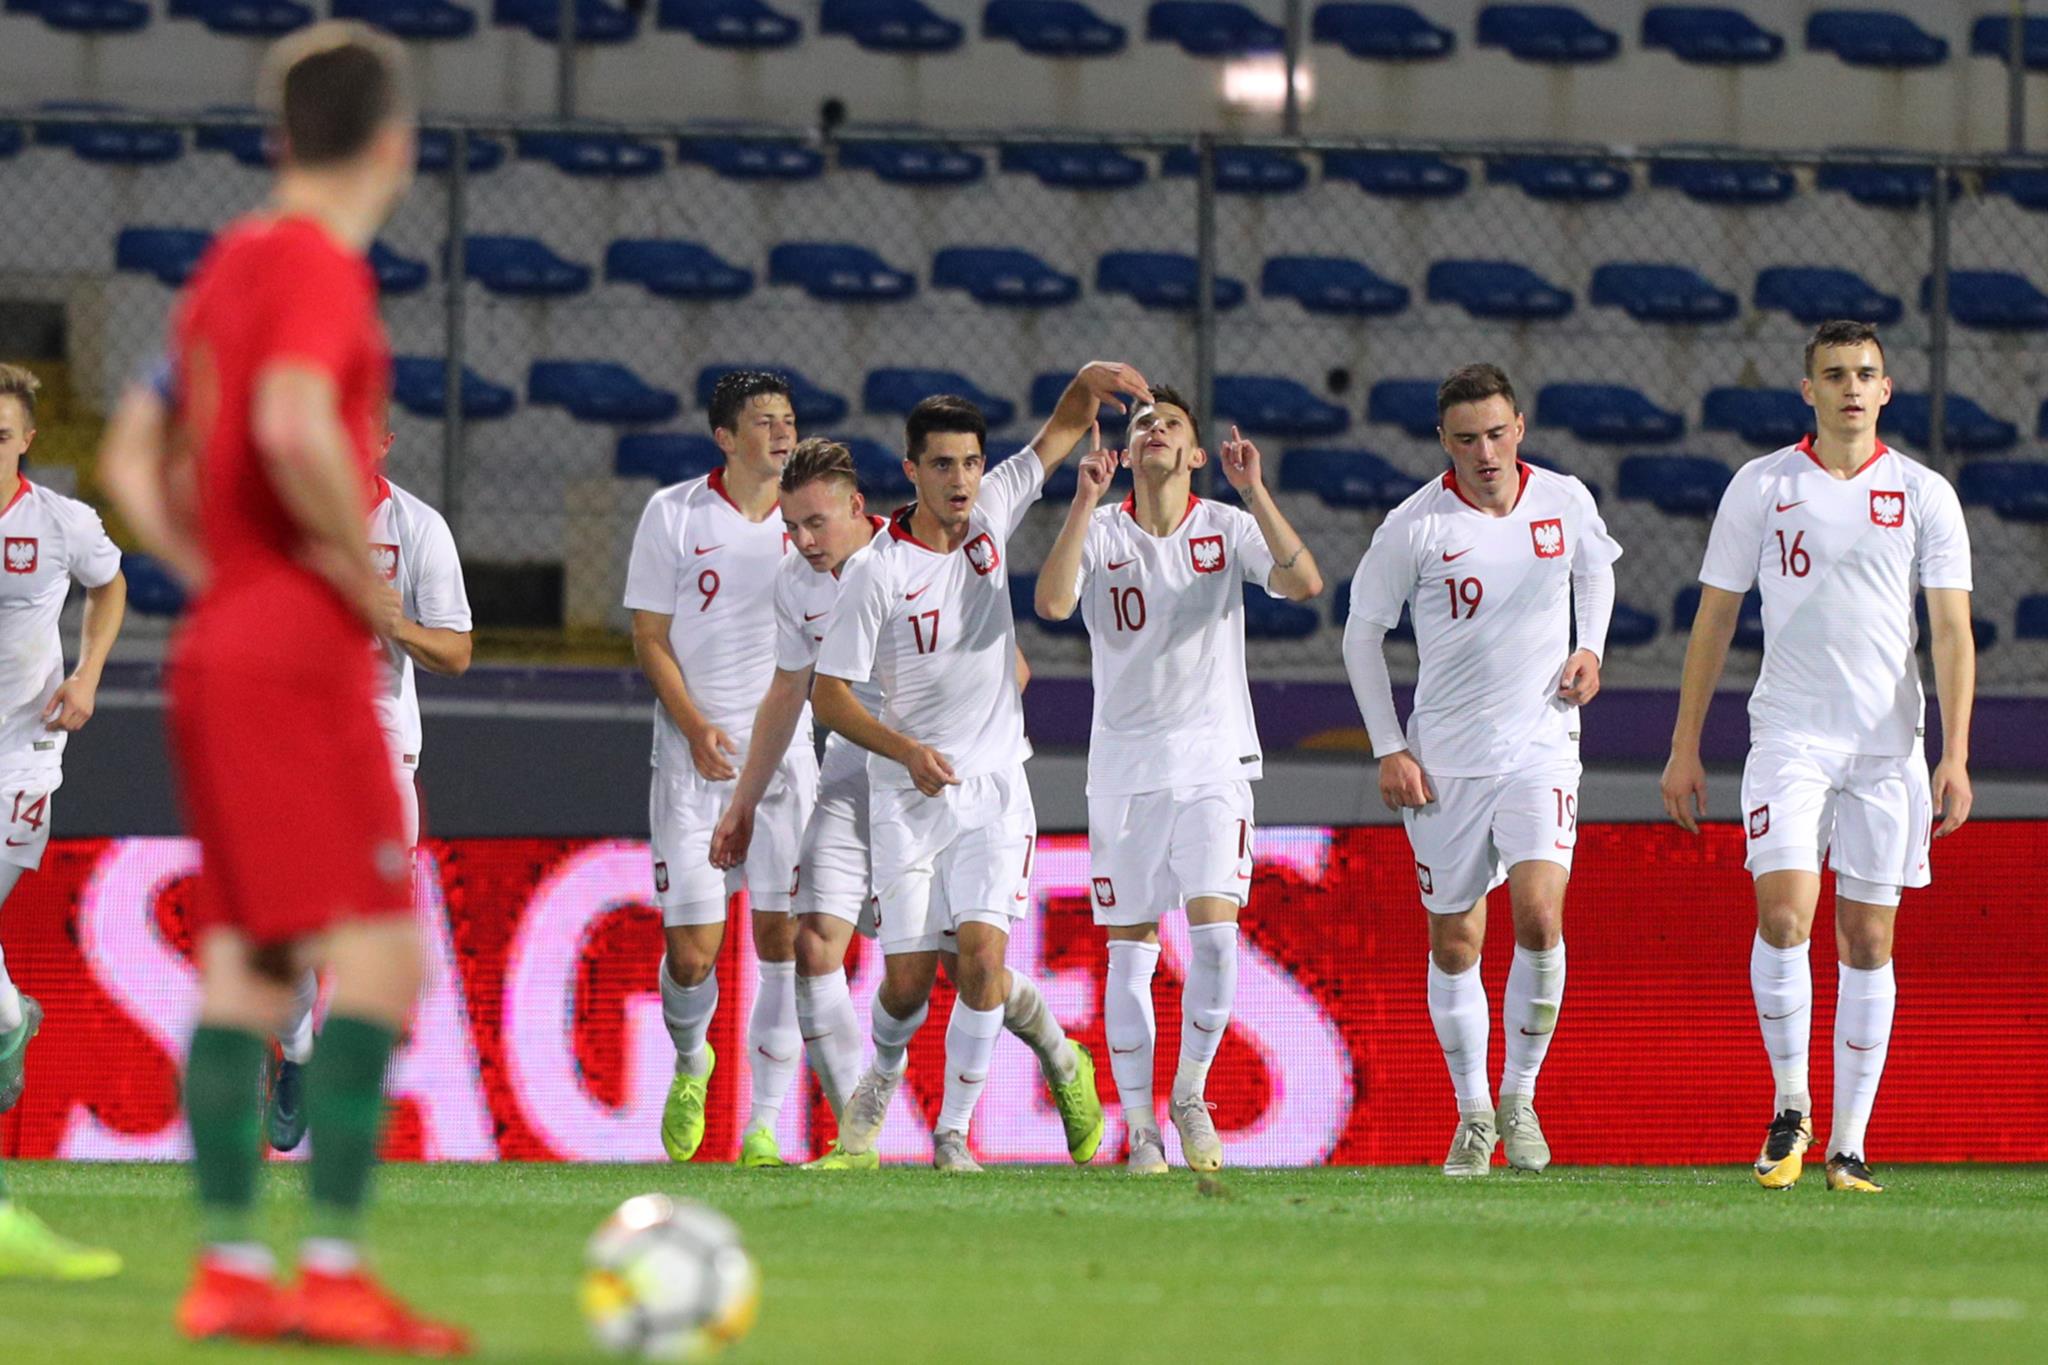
[1035, 427, 1113, 622]
[1924, 587, 1975, 836]
[1025, 362, 1151, 476]
[1218, 425, 1322, 601]
[1341, 522, 1431, 812]
[710, 664, 812, 869]
[1660, 586, 1742, 833]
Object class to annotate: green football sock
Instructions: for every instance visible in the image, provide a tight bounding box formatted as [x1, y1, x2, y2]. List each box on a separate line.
[185, 1025, 268, 1245]
[305, 1014, 398, 1244]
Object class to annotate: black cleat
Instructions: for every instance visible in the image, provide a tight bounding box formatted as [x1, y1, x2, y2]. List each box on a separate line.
[1825, 1152, 1884, 1193]
[266, 1054, 307, 1152]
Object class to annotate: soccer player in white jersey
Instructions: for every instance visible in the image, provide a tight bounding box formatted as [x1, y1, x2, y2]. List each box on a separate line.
[812, 364, 1146, 1171]
[626, 371, 816, 1168]
[0, 364, 127, 1279]
[708, 439, 1094, 1168]
[265, 429, 472, 1153]
[1661, 321, 1974, 1195]
[1343, 364, 1621, 1178]
[1033, 387, 1322, 1175]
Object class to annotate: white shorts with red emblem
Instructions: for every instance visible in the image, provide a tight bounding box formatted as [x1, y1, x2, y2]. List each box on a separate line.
[649, 748, 818, 926]
[1401, 762, 1581, 914]
[1087, 781, 1254, 926]
[869, 764, 1035, 955]
[0, 770, 61, 872]
[1739, 739, 1932, 907]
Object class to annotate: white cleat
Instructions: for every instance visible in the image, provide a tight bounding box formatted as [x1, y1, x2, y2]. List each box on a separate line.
[931, 1129, 983, 1173]
[1443, 1108, 1498, 1178]
[836, 1064, 903, 1157]
[1127, 1127, 1168, 1176]
[1170, 1095, 1224, 1172]
[1497, 1095, 1550, 1172]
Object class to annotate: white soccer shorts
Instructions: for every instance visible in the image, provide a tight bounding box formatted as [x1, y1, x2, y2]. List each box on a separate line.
[0, 771, 61, 872]
[870, 763, 1036, 955]
[649, 747, 819, 926]
[393, 759, 420, 850]
[794, 742, 878, 938]
[1087, 781, 1254, 926]
[1402, 762, 1581, 914]
[1740, 739, 1932, 907]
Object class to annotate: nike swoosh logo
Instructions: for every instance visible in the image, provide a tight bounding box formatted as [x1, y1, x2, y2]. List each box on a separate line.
[1191, 1020, 1220, 1034]
[1110, 1045, 1143, 1055]
[804, 611, 828, 621]
[694, 544, 723, 555]
[1107, 558, 1136, 571]
[1775, 501, 1806, 513]
[956, 1074, 979, 1085]
[1553, 841, 1573, 851]
[1845, 1040, 1881, 1052]
[800, 1032, 831, 1043]
[1517, 1028, 1547, 1037]
[1441, 548, 1472, 562]
[1013, 891, 1028, 902]
[756, 1046, 794, 1064]
[1760, 1009, 1802, 1020]
[3, 836, 33, 847]
[905, 585, 932, 601]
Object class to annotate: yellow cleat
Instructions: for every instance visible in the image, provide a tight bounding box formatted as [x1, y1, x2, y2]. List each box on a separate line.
[661, 1043, 714, 1163]
[1049, 1042, 1106, 1165]
[801, 1145, 880, 1171]
[1825, 1153, 1885, 1193]
[0, 1204, 122, 1281]
[1754, 1109, 1813, 1190]
[738, 1125, 785, 1169]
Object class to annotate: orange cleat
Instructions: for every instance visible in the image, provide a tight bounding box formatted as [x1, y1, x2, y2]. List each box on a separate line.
[175, 1254, 296, 1343]
[295, 1266, 473, 1358]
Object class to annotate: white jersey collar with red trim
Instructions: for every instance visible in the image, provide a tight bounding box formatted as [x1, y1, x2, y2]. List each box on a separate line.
[1441, 461, 1533, 513]
[1795, 434, 1888, 477]
[0, 476, 31, 518]
[1119, 490, 1200, 536]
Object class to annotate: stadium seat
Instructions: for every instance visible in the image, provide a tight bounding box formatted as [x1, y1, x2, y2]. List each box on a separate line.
[616, 433, 723, 484]
[1921, 270, 2048, 330]
[1096, 252, 1246, 310]
[696, 364, 849, 425]
[2015, 593, 2048, 639]
[604, 240, 754, 301]
[982, 1, 1125, 56]
[121, 555, 188, 617]
[27, 0, 149, 32]
[1986, 168, 2048, 209]
[417, 129, 507, 174]
[1329, 584, 1414, 639]
[36, 104, 183, 165]
[114, 228, 210, 288]
[864, 369, 1016, 428]
[1211, 376, 1348, 439]
[1753, 265, 1903, 324]
[1647, 150, 1795, 205]
[528, 362, 681, 425]
[194, 109, 268, 167]
[1277, 448, 1419, 509]
[818, 0, 963, 52]
[841, 436, 917, 500]
[1673, 584, 1764, 648]
[1009, 574, 1089, 636]
[1322, 150, 1468, 197]
[1144, 2, 1283, 56]
[1536, 384, 1685, 443]
[1885, 393, 2018, 454]
[331, 0, 479, 40]
[1243, 584, 1320, 639]
[1805, 10, 1947, 67]
[2038, 396, 2048, 440]
[1641, 7, 1784, 64]
[1311, 4, 1453, 59]
[392, 357, 517, 420]
[1589, 263, 1740, 324]
[1028, 371, 1128, 423]
[1365, 379, 1442, 438]
[1617, 454, 1732, 515]
[1161, 145, 1310, 193]
[371, 241, 431, 296]
[1475, 5, 1620, 62]
[931, 247, 1080, 306]
[1260, 256, 1410, 316]
[1606, 601, 1659, 647]
[1816, 156, 1949, 209]
[1703, 387, 1809, 448]
[170, 0, 312, 36]
[461, 237, 593, 297]
[676, 131, 824, 181]
[1426, 260, 1573, 321]
[515, 132, 664, 178]
[1521, 452, 1601, 503]
[492, 0, 637, 41]
[768, 243, 916, 301]
[1956, 460, 2048, 521]
[1970, 14, 2048, 71]
[999, 143, 1147, 190]
[1485, 154, 1631, 202]
[1912, 595, 1998, 652]
[656, 0, 800, 48]
[0, 126, 21, 160]
[838, 138, 986, 186]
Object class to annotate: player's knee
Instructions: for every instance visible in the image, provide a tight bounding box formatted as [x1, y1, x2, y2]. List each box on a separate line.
[1510, 904, 1563, 951]
[663, 943, 717, 987]
[1755, 903, 1811, 950]
[751, 912, 797, 963]
[793, 925, 841, 978]
[1429, 940, 1479, 974]
[1835, 916, 1894, 970]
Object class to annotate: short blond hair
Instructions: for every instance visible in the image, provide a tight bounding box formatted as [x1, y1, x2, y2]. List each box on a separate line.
[0, 364, 40, 426]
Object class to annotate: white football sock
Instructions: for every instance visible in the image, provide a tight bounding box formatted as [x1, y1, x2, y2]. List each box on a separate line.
[1004, 969, 1076, 1086]
[795, 971, 864, 1118]
[1174, 922, 1238, 1103]
[278, 968, 319, 1065]
[1427, 956, 1492, 1111]
[1829, 960, 1896, 1158]
[299, 1237, 361, 1276]
[658, 958, 717, 1077]
[1499, 942, 1566, 1099]
[1104, 940, 1161, 1133]
[936, 999, 1005, 1135]
[0, 942, 20, 1034]
[870, 998, 928, 1076]
[745, 960, 800, 1132]
[1750, 934, 1812, 1115]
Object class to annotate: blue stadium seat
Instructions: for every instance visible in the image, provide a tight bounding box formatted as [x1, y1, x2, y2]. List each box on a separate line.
[696, 364, 849, 425]
[616, 433, 723, 484]
[1647, 151, 1795, 205]
[121, 555, 188, 618]
[1816, 156, 1950, 209]
[1322, 150, 1468, 197]
[838, 138, 986, 186]
[931, 247, 1080, 306]
[1703, 387, 1809, 448]
[1485, 154, 1630, 202]
[2015, 593, 2048, 639]
[170, 0, 312, 36]
[1243, 583, 1320, 639]
[1912, 595, 1998, 652]
[1277, 448, 1419, 509]
[28, 0, 149, 32]
[1987, 168, 2048, 209]
[1673, 584, 1765, 648]
[1330, 584, 1414, 639]
[1161, 146, 1310, 193]
[1476, 5, 1620, 62]
[1595, 601, 1654, 647]
[1311, 4, 1453, 59]
[768, 242, 916, 301]
[1957, 461, 2048, 521]
[1753, 265, 1903, 324]
[1010, 574, 1090, 636]
[417, 129, 506, 174]
[1426, 259, 1572, 321]
[1521, 452, 1602, 503]
[656, 0, 800, 47]
[983, 1, 1125, 56]
[1921, 270, 2048, 330]
[1806, 10, 1947, 67]
[36, 104, 183, 165]
[1537, 384, 1685, 443]
[392, 357, 517, 420]
[604, 240, 754, 301]
[864, 369, 1016, 428]
[1096, 252, 1245, 310]
[842, 436, 917, 500]
[115, 228, 210, 287]
[0, 126, 21, 160]
[999, 142, 1146, 190]
[1365, 379, 1442, 438]
[528, 362, 680, 425]
[1617, 454, 1733, 514]
[1145, 1, 1283, 55]
[194, 110, 268, 167]
[370, 241, 430, 296]
[2038, 396, 2048, 440]
[676, 131, 824, 181]
[1260, 256, 1409, 316]
[462, 237, 592, 297]
[1589, 263, 1740, 324]
[1886, 393, 2018, 454]
[492, 0, 637, 41]
[819, 0, 963, 52]
[331, 0, 478, 39]
[515, 132, 664, 178]
[1211, 376, 1349, 439]
[1971, 14, 2048, 71]
[1642, 6, 1783, 64]
[1027, 371, 1128, 423]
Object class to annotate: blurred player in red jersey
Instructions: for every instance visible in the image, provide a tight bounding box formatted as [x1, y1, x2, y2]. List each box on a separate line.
[100, 24, 469, 1357]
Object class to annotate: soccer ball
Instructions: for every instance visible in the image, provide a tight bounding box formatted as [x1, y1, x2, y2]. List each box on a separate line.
[579, 1194, 760, 1361]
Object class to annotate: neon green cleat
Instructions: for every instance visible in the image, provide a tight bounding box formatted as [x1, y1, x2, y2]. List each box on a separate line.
[801, 1145, 880, 1171]
[1049, 1042, 1106, 1165]
[0, 994, 44, 1113]
[0, 1203, 122, 1281]
[661, 1043, 714, 1163]
[738, 1124, 784, 1169]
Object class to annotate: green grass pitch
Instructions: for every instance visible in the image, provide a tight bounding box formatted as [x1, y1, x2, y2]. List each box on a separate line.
[2, 1162, 2045, 1362]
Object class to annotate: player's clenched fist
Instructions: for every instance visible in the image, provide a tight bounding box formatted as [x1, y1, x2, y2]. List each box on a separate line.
[1659, 749, 1707, 834]
[905, 743, 959, 797]
[708, 801, 753, 870]
[1378, 751, 1435, 812]
[686, 721, 739, 782]
[1556, 648, 1601, 706]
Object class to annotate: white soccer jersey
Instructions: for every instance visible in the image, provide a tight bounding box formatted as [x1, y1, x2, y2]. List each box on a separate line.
[1699, 437, 1971, 757]
[816, 450, 1045, 791]
[773, 515, 886, 767]
[1348, 464, 1622, 778]
[0, 479, 122, 774]
[1072, 494, 1273, 797]
[366, 477, 471, 763]
[624, 468, 796, 770]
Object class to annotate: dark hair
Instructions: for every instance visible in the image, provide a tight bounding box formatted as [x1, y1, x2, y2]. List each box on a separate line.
[0, 364, 40, 426]
[904, 394, 986, 461]
[780, 437, 858, 494]
[1436, 363, 1518, 420]
[707, 370, 794, 434]
[1804, 320, 1885, 375]
[266, 23, 410, 170]
[1130, 383, 1200, 447]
